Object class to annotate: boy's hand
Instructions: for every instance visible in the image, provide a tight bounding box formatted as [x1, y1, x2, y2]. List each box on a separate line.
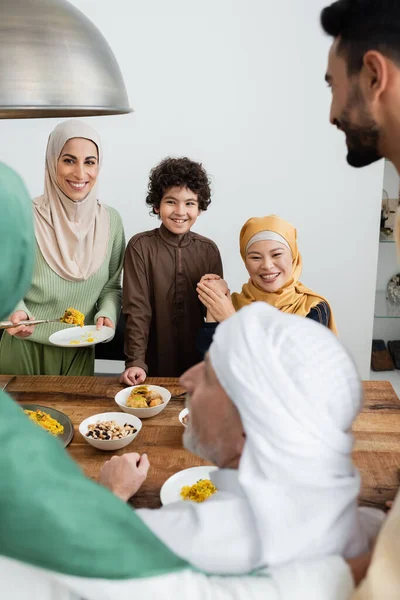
[200, 273, 221, 282]
[120, 366, 147, 386]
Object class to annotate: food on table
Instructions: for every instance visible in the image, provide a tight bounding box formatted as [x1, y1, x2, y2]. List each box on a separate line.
[148, 397, 163, 407]
[86, 336, 95, 342]
[24, 409, 64, 436]
[182, 414, 189, 426]
[134, 386, 149, 395]
[69, 340, 80, 345]
[86, 420, 137, 441]
[126, 385, 164, 409]
[127, 394, 148, 409]
[180, 479, 217, 503]
[60, 307, 85, 327]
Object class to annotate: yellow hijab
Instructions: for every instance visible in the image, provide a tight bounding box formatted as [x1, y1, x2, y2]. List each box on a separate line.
[231, 215, 338, 334]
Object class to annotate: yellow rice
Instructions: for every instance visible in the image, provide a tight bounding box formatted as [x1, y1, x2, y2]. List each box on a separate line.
[61, 307, 85, 327]
[24, 409, 64, 436]
[180, 479, 217, 503]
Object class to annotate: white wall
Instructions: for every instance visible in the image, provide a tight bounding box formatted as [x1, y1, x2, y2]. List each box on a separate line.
[0, 0, 384, 378]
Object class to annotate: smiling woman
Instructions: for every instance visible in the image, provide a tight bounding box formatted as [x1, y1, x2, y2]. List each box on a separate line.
[196, 215, 337, 355]
[56, 138, 99, 201]
[0, 120, 125, 377]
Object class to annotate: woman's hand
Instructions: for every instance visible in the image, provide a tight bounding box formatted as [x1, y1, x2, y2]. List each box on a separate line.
[120, 366, 147, 386]
[6, 311, 36, 338]
[96, 317, 114, 330]
[197, 281, 236, 322]
[99, 453, 150, 502]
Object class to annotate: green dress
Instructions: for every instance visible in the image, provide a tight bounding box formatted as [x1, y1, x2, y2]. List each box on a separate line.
[0, 205, 125, 376]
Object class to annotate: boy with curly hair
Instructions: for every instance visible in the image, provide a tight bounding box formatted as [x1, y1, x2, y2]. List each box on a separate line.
[121, 157, 223, 383]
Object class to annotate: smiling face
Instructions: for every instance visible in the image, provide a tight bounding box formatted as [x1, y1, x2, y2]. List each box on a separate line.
[56, 137, 99, 201]
[156, 186, 200, 234]
[180, 355, 245, 468]
[245, 240, 293, 292]
[326, 40, 382, 168]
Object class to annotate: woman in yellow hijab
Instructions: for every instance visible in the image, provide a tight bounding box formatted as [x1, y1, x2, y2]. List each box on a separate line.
[197, 215, 337, 354]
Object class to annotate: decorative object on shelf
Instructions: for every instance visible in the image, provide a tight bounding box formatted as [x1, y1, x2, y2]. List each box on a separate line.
[380, 189, 399, 242]
[371, 339, 395, 371]
[388, 341, 400, 369]
[387, 274, 400, 304]
[0, 0, 132, 118]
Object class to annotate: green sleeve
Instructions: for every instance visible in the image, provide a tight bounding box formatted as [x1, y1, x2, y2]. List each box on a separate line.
[94, 207, 125, 327]
[0, 390, 188, 579]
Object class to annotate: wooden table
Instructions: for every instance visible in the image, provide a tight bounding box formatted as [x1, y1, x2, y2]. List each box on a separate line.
[1, 375, 399, 509]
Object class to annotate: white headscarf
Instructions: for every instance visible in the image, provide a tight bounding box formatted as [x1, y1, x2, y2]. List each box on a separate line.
[246, 231, 291, 253]
[138, 303, 383, 574]
[33, 120, 110, 282]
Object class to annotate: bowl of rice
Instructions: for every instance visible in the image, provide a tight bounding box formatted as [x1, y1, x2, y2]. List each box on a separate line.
[115, 385, 171, 419]
[79, 412, 142, 451]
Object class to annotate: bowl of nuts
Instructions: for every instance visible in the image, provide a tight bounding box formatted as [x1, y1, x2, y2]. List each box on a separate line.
[79, 412, 142, 451]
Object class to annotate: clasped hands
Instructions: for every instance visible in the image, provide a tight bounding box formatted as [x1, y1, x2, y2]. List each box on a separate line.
[196, 274, 235, 323]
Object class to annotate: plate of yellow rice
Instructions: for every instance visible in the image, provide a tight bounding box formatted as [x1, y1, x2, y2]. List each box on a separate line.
[160, 466, 218, 506]
[21, 404, 74, 447]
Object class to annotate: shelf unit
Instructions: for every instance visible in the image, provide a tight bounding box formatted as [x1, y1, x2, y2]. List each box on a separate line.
[374, 290, 400, 319]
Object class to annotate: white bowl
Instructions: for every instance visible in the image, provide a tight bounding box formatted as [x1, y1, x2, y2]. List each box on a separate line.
[115, 385, 171, 419]
[179, 407, 189, 428]
[79, 412, 142, 451]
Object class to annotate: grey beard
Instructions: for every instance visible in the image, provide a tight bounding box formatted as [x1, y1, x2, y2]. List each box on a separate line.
[183, 428, 213, 463]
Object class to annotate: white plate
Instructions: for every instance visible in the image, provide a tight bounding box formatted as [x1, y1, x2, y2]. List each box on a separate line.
[115, 385, 171, 419]
[49, 325, 114, 348]
[160, 465, 218, 505]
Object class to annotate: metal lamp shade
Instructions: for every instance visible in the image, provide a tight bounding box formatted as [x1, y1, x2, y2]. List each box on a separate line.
[0, 0, 132, 118]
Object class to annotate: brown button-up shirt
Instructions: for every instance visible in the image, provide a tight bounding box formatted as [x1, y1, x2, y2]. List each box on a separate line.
[123, 225, 223, 377]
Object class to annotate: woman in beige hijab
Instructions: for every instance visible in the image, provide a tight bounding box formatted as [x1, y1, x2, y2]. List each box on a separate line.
[0, 120, 125, 376]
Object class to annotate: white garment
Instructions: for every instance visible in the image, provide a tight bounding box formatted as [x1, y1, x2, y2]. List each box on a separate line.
[139, 303, 384, 574]
[0, 554, 355, 600]
[209, 303, 383, 566]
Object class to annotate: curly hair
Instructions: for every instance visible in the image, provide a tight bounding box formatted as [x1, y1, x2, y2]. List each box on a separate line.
[321, 0, 400, 74]
[146, 157, 212, 214]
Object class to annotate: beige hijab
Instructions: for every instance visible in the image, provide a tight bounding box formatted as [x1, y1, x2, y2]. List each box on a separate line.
[33, 120, 110, 282]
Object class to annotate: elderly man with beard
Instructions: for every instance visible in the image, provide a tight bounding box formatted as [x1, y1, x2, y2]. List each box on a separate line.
[320, 1, 400, 597]
[101, 302, 383, 592]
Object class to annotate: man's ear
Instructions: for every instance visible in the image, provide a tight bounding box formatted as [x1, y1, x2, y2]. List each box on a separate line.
[361, 50, 389, 101]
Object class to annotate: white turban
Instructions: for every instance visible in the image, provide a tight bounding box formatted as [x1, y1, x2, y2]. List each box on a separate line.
[209, 302, 382, 567]
[138, 303, 383, 575]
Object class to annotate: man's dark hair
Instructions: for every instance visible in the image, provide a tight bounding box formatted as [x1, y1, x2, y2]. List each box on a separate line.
[146, 157, 212, 214]
[321, 0, 400, 74]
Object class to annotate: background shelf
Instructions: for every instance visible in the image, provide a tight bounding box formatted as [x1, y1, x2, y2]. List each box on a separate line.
[375, 291, 400, 318]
